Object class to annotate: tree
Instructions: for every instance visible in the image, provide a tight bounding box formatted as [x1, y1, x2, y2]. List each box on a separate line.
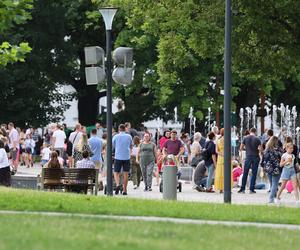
[0, 0, 116, 126]
[0, 0, 32, 66]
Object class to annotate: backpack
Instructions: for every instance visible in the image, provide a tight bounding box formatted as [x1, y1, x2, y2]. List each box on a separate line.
[201, 141, 213, 161]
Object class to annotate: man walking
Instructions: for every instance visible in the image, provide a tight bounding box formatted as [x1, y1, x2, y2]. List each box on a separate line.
[8, 122, 19, 174]
[52, 124, 66, 158]
[238, 127, 262, 194]
[88, 129, 103, 169]
[69, 123, 83, 151]
[113, 124, 132, 195]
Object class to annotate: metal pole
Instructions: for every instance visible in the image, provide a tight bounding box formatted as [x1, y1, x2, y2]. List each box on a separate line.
[106, 29, 113, 196]
[224, 0, 232, 203]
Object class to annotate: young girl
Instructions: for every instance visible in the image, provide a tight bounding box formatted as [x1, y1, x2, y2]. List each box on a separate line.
[40, 143, 51, 167]
[154, 148, 163, 186]
[276, 142, 300, 205]
[131, 136, 142, 189]
[24, 134, 35, 168]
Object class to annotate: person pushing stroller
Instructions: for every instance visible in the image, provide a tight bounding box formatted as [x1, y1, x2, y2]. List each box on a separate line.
[162, 130, 185, 166]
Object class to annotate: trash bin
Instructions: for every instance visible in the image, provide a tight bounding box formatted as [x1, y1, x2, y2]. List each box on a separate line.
[163, 165, 177, 200]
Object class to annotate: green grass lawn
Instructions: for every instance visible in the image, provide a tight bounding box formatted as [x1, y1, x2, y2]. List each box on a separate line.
[0, 187, 300, 225]
[0, 214, 299, 250]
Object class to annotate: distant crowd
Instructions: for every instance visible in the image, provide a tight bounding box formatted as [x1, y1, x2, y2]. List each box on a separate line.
[1, 121, 300, 205]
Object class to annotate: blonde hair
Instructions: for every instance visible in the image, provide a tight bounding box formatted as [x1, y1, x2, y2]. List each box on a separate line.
[194, 132, 202, 141]
[266, 136, 278, 150]
[285, 142, 293, 150]
[77, 134, 88, 152]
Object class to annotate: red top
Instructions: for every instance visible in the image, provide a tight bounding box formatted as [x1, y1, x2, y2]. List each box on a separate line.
[232, 167, 243, 182]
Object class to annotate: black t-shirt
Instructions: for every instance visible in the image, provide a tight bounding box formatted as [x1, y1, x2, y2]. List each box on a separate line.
[204, 140, 216, 166]
[243, 135, 261, 157]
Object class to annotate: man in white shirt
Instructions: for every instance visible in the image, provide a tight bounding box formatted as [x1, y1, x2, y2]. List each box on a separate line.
[69, 123, 83, 151]
[8, 122, 20, 173]
[52, 124, 66, 158]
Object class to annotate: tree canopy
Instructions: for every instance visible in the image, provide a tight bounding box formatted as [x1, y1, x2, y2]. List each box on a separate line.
[2, 0, 300, 128]
[0, 0, 32, 66]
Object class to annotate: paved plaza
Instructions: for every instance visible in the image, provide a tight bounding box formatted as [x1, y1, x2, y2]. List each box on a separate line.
[14, 165, 299, 207]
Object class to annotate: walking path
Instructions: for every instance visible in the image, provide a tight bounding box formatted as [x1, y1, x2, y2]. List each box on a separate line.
[1, 210, 300, 231]
[15, 165, 300, 207]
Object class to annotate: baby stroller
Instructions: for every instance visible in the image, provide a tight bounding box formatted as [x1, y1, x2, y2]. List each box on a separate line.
[159, 154, 182, 193]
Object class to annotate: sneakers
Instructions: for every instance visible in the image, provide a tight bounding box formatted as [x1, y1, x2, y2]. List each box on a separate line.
[274, 198, 281, 205]
[133, 185, 138, 189]
[249, 190, 256, 194]
[115, 185, 121, 195]
[148, 187, 152, 191]
[195, 186, 205, 192]
[237, 189, 245, 194]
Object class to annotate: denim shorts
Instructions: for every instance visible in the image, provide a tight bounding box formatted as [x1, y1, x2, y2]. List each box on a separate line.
[114, 159, 130, 173]
[280, 167, 296, 180]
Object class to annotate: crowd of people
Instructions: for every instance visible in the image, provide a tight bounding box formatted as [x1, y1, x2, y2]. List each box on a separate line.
[1, 120, 300, 205]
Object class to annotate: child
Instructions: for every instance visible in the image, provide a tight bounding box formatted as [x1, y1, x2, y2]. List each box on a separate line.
[40, 143, 51, 167]
[154, 148, 163, 186]
[232, 160, 243, 188]
[25, 134, 35, 168]
[276, 143, 300, 205]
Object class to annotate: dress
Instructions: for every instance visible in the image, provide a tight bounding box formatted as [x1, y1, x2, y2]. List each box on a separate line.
[215, 137, 233, 191]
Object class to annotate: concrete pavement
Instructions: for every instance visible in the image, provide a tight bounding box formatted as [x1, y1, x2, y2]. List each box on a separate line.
[14, 165, 300, 207]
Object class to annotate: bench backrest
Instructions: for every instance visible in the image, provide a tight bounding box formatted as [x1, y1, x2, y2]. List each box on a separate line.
[43, 168, 65, 180]
[41, 168, 97, 184]
[65, 168, 97, 182]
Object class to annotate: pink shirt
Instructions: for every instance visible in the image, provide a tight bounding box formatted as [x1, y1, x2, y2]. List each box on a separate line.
[232, 167, 243, 182]
[159, 137, 168, 149]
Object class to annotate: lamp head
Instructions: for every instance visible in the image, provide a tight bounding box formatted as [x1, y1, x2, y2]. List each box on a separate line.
[99, 7, 118, 30]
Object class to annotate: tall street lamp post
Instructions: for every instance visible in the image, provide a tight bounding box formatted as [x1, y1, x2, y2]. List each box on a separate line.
[99, 7, 118, 196]
[224, 0, 232, 203]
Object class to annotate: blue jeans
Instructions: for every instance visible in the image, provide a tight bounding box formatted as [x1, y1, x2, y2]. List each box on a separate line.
[241, 156, 260, 191]
[268, 174, 280, 202]
[206, 164, 214, 189]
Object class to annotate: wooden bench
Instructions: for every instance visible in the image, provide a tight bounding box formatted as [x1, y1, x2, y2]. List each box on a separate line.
[41, 168, 99, 195]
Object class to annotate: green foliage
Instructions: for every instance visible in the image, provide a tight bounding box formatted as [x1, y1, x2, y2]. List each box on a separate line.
[0, 0, 33, 66]
[0, 41, 31, 66]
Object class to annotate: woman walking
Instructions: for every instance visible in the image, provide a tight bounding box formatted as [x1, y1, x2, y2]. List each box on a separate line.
[131, 136, 142, 189]
[137, 132, 157, 191]
[262, 136, 282, 204]
[73, 133, 92, 167]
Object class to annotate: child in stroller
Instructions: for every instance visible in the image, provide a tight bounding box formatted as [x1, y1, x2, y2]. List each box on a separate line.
[159, 154, 182, 192]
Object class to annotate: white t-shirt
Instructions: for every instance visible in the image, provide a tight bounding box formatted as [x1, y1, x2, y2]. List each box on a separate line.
[0, 148, 9, 168]
[9, 128, 19, 149]
[69, 131, 83, 150]
[52, 129, 66, 148]
[281, 152, 295, 169]
[41, 147, 51, 160]
[131, 145, 139, 157]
